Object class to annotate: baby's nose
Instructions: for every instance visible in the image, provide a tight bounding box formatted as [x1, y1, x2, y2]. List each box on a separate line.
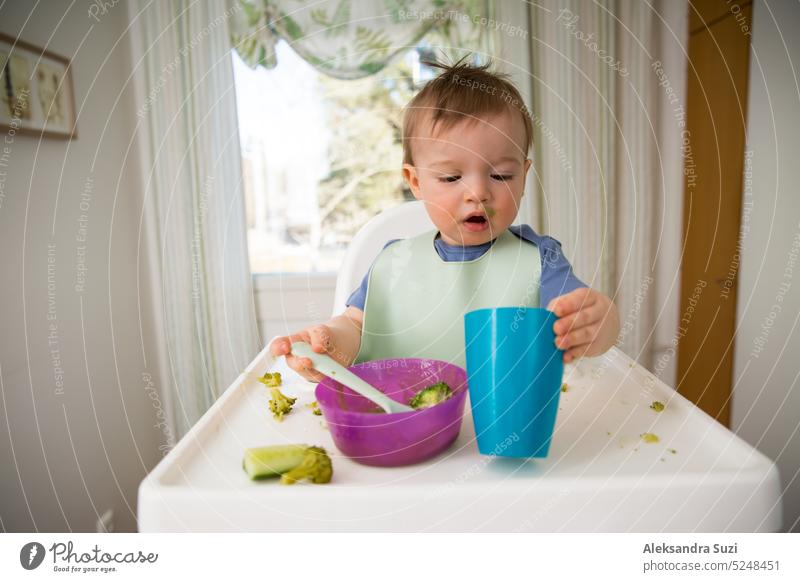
[463, 184, 491, 203]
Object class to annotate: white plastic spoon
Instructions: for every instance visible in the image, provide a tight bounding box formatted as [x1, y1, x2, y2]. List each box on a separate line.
[290, 341, 413, 413]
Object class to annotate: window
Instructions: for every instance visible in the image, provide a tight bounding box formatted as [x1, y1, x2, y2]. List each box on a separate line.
[232, 40, 443, 274]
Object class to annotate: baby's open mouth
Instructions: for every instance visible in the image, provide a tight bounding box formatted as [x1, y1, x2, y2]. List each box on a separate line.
[463, 213, 490, 232]
[465, 215, 487, 224]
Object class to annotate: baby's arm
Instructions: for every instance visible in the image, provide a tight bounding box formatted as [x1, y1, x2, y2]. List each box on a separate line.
[547, 288, 619, 363]
[269, 306, 363, 382]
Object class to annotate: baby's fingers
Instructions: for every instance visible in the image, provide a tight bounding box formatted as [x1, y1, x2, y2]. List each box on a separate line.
[307, 325, 333, 354]
[268, 336, 288, 357]
[270, 332, 311, 356]
[563, 344, 591, 363]
[553, 301, 605, 337]
[270, 328, 331, 382]
[556, 324, 597, 350]
[285, 353, 325, 382]
[548, 287, 596, 317]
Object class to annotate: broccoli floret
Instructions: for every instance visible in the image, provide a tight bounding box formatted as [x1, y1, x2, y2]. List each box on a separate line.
[410, 382, 453, 409]
[640, 432, 660, 443]
[257, 372, 296, 421]
[280, 446, 333, 484]
[260, 371, 282, 387]
[561, 382, 569, 392]
[308, 401, 322, 416]
[243, 444, 333, 484]
[650, 400, 665, 412]
[267, 388, 296, 421]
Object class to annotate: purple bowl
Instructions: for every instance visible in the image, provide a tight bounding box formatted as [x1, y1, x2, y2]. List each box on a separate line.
[315, 358, 469, 467]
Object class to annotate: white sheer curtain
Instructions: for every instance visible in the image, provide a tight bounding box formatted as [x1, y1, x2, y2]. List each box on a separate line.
[530, 0, 686, 373]
[129, 0, 260, 439]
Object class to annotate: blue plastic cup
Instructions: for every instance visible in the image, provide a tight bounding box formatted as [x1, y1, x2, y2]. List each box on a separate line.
[464, 306, 564, 457]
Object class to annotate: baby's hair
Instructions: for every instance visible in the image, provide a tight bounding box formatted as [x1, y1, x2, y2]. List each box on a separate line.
[402, 53, 534, 165]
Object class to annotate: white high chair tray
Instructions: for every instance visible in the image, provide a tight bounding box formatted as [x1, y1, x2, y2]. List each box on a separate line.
[138, 346, 781, 532]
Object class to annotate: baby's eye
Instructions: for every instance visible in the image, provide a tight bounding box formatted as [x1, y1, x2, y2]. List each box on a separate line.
[439, 175, 461, 183]
[491, 174, 514, 181]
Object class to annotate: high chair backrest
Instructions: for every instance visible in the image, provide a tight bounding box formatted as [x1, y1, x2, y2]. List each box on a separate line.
[332, 200, 434, 316]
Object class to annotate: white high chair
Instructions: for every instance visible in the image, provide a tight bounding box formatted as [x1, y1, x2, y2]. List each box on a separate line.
[331, 200, 434, 315]
[139, 204, 783, 533]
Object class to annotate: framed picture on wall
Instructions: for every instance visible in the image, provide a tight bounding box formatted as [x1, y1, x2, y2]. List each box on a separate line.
[0, 32, 77, 139]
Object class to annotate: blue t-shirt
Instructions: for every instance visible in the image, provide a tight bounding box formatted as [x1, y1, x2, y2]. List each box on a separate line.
[346, 224, 588, 311]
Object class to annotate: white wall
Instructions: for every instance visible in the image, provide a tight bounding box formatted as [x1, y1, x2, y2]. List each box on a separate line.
[254, 273, 336, 345]
[732, 0, 800, 533]
[0, 1, 164, 532]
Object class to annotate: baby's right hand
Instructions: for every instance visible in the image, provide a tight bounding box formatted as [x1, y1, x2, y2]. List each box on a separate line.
[269, 325, 334, 383]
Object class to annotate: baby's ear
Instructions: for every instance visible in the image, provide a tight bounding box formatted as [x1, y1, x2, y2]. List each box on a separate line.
[402, 164, 421, 198]
[523, 158, 533, 174]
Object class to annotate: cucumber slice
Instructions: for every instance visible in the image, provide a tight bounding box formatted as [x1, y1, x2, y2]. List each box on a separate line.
[243, 444, 309, 479]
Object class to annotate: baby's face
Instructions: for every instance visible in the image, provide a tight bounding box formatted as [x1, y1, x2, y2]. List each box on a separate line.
[403, 109, 532, 246]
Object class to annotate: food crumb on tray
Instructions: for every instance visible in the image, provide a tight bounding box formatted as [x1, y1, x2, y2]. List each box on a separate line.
[640, 432, 659, 444]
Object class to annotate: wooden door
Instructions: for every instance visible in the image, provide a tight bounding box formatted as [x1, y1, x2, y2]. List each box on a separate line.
[677, 0, 752, 425]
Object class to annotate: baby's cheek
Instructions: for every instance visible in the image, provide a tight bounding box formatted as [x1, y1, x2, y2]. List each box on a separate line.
[427, 202, 458, 224]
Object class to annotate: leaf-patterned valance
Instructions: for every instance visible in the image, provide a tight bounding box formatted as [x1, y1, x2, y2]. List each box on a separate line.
[229, 0, 495, 79]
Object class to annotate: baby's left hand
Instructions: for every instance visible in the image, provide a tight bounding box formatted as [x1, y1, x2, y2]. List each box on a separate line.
[547, 287, 619, 363]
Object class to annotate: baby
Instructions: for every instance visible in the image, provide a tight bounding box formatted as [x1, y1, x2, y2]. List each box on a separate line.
[271, 57, 620, 382]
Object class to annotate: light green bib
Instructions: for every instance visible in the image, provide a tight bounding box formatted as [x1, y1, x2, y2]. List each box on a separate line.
[354, 229, 542, 368]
